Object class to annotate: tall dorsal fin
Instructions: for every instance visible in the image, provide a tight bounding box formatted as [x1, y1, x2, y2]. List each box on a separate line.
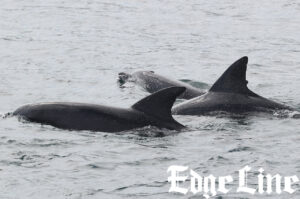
[209, 56, 258, 97]
[132, 87, 186, 121]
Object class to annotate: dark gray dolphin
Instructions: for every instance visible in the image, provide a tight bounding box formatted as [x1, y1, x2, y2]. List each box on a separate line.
[172, 57, 292, 115]
[14, 87, 186, 132]
[118, 71, 205, 99]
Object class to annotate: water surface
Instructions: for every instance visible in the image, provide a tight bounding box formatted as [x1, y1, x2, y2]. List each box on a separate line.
[0, 0, 300, 198]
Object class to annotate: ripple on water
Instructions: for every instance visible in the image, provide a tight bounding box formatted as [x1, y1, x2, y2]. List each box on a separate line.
[228, 146, 253, 153]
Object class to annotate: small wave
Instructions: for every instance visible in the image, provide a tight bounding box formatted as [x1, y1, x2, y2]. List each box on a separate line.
[137, 143, 169, 149]
[113, 180, 166, 193]
[30, 138, 77, 148]
[208, 155, 230, 162]
[273, 109, 300, 119]
[228, 146, 252, 153]
[292, 114, 300, 119]
[289, 110, 300, 119]
[126, 126, 180, 137]
[86, 163, 115, 170]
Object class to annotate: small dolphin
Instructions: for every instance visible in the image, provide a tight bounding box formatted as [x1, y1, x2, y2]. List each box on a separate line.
[172, 57, 292, 115]
[14, 87, 186, 132]
[118, 71, 205, 99]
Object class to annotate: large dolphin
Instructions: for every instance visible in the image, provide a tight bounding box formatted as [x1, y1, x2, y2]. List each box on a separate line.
[118, 71, 205, 99]
[172, 57, 292, 115]
[14, 87, 186, 132]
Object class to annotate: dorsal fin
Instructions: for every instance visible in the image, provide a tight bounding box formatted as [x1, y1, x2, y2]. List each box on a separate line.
[209, 56, 258, 97]
[132, 87, 186, 121]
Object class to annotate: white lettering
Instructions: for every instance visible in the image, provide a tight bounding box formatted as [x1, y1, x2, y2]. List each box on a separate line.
[237, 166, 256, 194]
[218, 175, 233, 194]
[167, 166, 188, 194]
[284, 176, 299, 194]
[190, 169, 203, 194]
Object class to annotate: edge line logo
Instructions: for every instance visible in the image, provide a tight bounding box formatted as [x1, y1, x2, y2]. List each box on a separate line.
[167, 165, 299, 198]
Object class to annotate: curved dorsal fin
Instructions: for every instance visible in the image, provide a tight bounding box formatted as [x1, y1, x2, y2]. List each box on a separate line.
[209, 56, 258, 97]
[132, 87, 186, 121]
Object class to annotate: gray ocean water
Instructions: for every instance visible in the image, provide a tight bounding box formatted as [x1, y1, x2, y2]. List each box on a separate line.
[1, 0, 300, 198]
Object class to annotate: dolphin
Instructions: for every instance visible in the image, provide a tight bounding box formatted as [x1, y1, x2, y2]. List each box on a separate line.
[14, 87, 186, 132]
[118, 71, 205, 99]
[172, 57, 292, 115]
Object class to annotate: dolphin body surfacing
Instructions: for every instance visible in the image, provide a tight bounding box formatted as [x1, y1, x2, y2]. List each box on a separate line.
[172, 57, 292, 115]
[14, 87, 186, 132]
[118, 71, 205, 99]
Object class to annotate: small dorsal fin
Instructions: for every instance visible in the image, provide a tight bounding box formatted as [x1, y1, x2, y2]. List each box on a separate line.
[209, 56, 258, 97]
[132, 87, 186, 121]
